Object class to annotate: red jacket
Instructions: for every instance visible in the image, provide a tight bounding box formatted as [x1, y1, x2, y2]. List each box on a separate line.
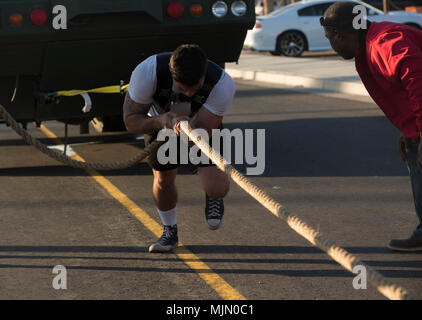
[355, 21, 422, 141]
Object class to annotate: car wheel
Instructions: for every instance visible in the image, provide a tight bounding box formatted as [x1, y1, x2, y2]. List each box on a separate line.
[278, 31, 306, 57]
[404, 23, 421, 30]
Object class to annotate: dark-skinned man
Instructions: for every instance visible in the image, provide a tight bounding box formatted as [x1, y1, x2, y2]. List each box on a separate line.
[321, 1, 422, 251]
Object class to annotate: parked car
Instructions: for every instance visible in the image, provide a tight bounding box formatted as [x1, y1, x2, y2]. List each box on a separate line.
[244, 0, 422, 57]
[255, 0, 280, 15]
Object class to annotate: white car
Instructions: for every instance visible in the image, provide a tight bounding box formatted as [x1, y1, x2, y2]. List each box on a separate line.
[244, 0, 422, 56]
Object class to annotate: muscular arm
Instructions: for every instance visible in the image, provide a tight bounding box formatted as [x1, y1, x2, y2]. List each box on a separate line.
[123, 93, 164, 134]
[186, 72, 233, 135]
[190, 106, 223, 136]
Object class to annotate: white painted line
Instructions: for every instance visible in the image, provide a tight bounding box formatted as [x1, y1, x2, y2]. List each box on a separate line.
[47, 145, 76, 157]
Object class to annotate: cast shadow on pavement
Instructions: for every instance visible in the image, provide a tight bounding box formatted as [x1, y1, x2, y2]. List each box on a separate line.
[0, 245, 420, 279]
[0, 116, 407, 178]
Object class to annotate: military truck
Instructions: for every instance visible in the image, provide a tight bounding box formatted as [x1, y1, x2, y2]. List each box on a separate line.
[0, 0, 255, 132]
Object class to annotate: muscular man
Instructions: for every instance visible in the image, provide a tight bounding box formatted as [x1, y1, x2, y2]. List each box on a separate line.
[321, 2, 422, 251]
[123, 44, 235, 253]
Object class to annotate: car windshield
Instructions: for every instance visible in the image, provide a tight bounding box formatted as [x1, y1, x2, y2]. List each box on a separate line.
[267, 2, 297, 16]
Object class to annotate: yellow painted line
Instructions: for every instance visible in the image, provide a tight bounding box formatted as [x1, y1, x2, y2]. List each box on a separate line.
[40, 124, 60, 141]
[39, 124, 246, 300]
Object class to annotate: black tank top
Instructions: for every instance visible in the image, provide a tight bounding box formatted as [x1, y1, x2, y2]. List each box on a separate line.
[152, 52, 223, 116]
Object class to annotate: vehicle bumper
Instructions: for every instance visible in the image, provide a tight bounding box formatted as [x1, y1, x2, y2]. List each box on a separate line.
[244, 30, 274, 51]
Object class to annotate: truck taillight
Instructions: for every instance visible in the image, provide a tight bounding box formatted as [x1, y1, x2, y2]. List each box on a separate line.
[9, 13, 23, 26]
[167, 1, 184, 18]
[190, 4, 203, 17]
[255, 22, 262, 29]
[30, 8, 48, 26]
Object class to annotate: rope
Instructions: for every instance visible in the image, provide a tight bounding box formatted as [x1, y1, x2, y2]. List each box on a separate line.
[0, 103, 160, 170]
[180, 121, 416, 300]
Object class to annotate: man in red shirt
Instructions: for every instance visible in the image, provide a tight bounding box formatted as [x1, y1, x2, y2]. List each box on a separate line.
[321, 1, 422, 251]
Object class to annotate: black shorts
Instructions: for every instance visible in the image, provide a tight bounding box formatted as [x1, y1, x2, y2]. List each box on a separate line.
[144, 125, 224, 172]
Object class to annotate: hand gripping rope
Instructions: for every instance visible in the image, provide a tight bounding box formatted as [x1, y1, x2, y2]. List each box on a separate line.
[179, 121, 416, 300]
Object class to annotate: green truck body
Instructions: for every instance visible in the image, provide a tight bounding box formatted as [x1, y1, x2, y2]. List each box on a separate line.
[0, 0, 255, 129]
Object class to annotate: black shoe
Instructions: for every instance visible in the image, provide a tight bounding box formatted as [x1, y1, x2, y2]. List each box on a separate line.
[388, 234, 422, 252]
[205, 194, 224, 230]
[149, 225, 178, 253]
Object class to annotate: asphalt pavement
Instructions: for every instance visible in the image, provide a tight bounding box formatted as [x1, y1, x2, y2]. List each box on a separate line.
[227, 50, 368, 97]
[0, 77, 421, 301]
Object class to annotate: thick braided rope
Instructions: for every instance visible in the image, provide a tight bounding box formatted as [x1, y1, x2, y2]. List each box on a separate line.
[0, 103, 160, 170]
[180, 122, 416, 300]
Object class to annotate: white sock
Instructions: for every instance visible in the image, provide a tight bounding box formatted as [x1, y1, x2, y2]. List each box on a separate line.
[157, 206, 177, 226]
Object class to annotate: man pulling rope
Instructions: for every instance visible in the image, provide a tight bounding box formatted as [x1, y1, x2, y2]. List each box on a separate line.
[123, 44, 235, 253]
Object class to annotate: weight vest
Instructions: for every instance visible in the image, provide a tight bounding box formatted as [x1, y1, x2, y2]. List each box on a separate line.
[152, 52, 223, 116]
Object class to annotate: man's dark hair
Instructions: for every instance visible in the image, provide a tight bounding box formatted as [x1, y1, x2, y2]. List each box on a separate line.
[320, 1, 363, 32]
[169, 44, 208, 86]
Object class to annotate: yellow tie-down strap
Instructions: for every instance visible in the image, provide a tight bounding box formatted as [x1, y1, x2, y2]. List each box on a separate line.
[55, 84, 130, 97]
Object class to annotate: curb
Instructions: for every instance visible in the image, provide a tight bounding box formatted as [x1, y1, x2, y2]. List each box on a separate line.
[226, 68, 369, 97]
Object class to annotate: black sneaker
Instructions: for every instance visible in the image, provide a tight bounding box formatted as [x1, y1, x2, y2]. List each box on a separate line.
[205, 194, 224, 230]
[149, 225, 178, 253]
[388, 234, 422, 252]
